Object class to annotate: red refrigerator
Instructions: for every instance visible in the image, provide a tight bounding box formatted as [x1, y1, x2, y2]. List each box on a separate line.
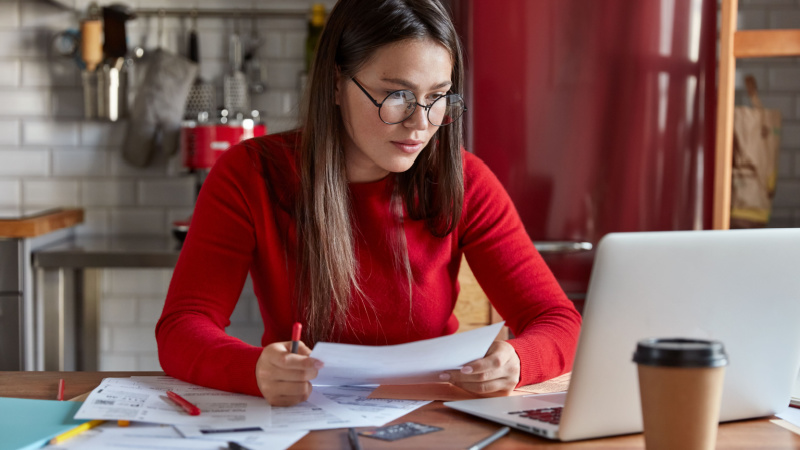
[453, 0, 717, 310]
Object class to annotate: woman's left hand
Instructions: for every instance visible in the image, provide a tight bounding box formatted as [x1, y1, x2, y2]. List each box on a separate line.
[440, 340, 521, 396]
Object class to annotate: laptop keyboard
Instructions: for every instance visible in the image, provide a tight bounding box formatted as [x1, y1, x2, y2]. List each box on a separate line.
[508, 407, 563, 425]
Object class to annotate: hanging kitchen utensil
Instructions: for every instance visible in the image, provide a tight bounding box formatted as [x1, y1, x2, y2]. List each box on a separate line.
[184, 12, 216, 122]
[52, 29, 80, 58]
[80, 17, 102, 72]
[244, 16, 267, 94]
[87, 3, 134, 122]
[223, 18, 250, 116]
[94, 56, 128, 121]
[158, 10, 165, 48]
[123, 49, 198, 167]
[102, 4, 135, 61]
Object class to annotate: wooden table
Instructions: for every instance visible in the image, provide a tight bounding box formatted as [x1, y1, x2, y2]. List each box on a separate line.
[2, 371, 798, 449]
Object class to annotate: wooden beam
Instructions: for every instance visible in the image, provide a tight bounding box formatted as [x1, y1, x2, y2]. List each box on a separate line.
[713, 0, 737, 230]
[734, 30, 800, 58]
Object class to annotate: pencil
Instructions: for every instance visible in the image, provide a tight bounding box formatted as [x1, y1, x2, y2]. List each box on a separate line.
[348, 427, 363, 450]
[49, 420, 105, 444]
[466, 426, 510, 450]
[57, 378, 65, 401]
[291, 322, 302, 354]
[166, 390, 201, 416]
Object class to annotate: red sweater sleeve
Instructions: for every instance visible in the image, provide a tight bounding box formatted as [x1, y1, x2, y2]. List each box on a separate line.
[156, 144, 263, 397]
[459, 151, 582, 386]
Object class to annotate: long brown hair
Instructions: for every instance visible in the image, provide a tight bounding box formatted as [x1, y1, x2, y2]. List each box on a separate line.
[296, 0, 465, 344]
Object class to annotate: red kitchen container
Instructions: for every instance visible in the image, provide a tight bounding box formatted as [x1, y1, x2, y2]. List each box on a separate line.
[180, 120, 266, 170]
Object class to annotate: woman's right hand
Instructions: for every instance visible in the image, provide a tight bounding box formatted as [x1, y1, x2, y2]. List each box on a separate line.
[255, 341, 323, 406]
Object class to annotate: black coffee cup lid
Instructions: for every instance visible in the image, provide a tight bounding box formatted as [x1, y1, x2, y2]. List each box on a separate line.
[632, 338, 728, 368]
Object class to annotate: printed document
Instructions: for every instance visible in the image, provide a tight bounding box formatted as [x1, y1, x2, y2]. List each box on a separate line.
[49, 423, 306, 450]
[176, 385, 428, 436]
[49, 423, 220, 450]
[316, 385, 430, 425]
[74, 377, 271, 427]
[310, 321, 505, 385]
[72, 369, 435, 439]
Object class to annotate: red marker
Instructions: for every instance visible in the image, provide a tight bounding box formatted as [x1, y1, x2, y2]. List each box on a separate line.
[291, 322, 302, 354]
[166, 390, 201, 416]
[57, 378, 65, 401]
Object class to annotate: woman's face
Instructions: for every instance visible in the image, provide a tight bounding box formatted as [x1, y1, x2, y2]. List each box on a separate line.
[337, 38, 453, 183]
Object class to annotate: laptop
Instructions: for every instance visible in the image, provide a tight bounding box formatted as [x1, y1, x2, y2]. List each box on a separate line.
[445, 229, 800, 441]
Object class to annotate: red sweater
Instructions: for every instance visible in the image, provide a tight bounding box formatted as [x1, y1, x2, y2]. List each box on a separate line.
[156, 131, 581, 396]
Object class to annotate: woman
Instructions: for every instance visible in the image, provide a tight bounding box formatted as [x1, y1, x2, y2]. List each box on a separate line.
[156, 0, 581, 407]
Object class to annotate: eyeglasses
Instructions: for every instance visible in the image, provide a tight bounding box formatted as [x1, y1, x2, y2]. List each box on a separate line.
[350, 77, 466, 126]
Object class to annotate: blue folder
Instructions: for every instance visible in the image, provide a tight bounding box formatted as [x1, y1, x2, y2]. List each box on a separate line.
[0, 397, 88, 450]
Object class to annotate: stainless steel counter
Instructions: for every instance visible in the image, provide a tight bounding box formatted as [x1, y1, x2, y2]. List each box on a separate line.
[32, 236, 181, 371]
[34, 236, 181, 268]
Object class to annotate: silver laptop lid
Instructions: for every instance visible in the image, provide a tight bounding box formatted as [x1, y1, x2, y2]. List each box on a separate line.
[559, 229, 800, 441]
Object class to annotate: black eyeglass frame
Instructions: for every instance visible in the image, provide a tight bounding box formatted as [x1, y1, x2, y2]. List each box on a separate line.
[350, 77, 467, 126]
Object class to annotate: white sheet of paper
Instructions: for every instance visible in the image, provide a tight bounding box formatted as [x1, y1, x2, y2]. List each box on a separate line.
[49, 422, 219, 450]
[183, 429, 309, 450]
[213, 431, 308, 450]
[176, 385, 428, 436]
[173, 428, 308, 450]
[177, 389, 356, 433]
[74, 377, 271, 427]
[54, 435, 225, 450]
[267, 389, 355, 430]
[777, 407, 800, 428]
[315, 385, 430, 426]
[310, 322, 505, 385]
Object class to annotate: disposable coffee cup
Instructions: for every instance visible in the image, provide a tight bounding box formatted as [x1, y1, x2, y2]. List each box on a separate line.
[632, 338, 728, 450]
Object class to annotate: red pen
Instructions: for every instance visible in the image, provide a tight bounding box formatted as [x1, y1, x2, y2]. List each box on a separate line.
[291, 322, 302, 354]
[166, 390, 201, 416]
[57, 379, 65, 401]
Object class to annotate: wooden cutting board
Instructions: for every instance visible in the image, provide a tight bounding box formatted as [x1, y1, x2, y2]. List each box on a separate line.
[0, 209, 84, 238]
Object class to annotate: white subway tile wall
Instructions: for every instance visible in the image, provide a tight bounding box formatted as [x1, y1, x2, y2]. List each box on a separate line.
[23, 179, 80, 206]
[80, 121, 127, 147]
[52, 89, 85, 118]
[0, 119, 20, 145]
[109, 208, 166, 235]
[21, 59, 81, 87]
[0, 89, 51, 116]
[82, 179, 136, 206]
[0, 60, 20, 86]
[0, 179, 21, 206]
[0, 0, 334, 370]
[0, 149, 50, 176]
[0, 1, 19, 28]
[54, 148, 109, 177]
[137, 178, 196, 207]
[22, 120, 80, 146]
[99, 267, 263, 371]
[74, 207, 110, 235]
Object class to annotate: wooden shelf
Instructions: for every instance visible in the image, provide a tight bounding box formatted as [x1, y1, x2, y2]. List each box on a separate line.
[0, 209, 84, 238]
[714, 1, 800, 229]
[734, 30, 800, 58]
